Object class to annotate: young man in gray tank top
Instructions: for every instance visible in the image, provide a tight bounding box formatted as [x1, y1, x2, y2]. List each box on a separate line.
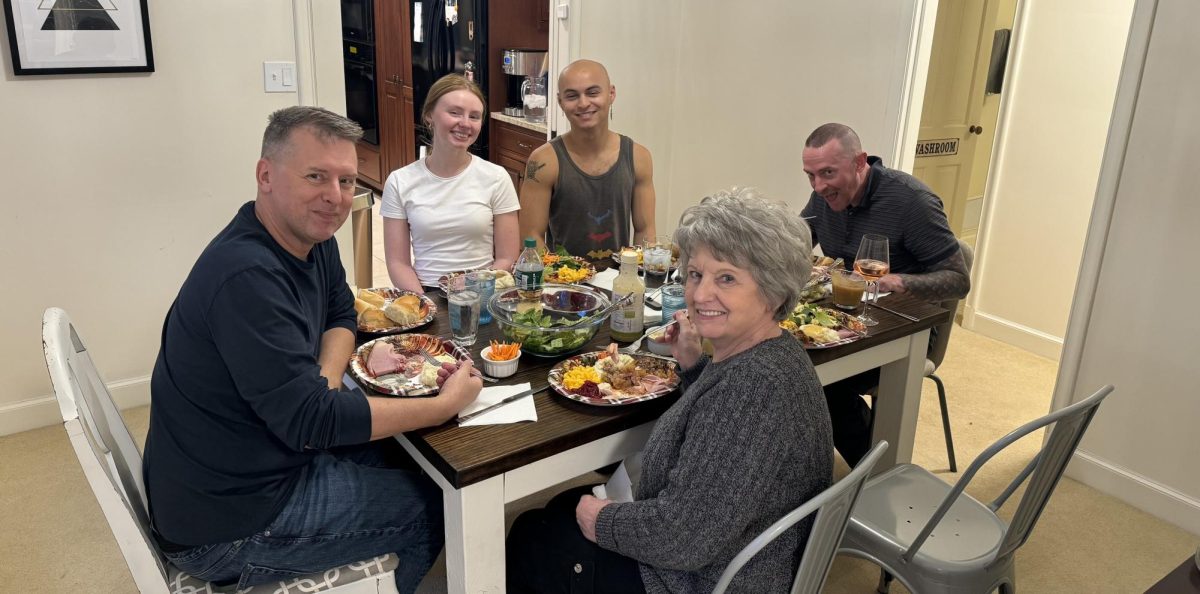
[517, 59, 657, 258]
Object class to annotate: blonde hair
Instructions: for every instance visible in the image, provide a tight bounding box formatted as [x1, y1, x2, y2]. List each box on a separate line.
[421, 74, 487, 129]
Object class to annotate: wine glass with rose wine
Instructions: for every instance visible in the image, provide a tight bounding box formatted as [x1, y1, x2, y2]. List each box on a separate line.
[853, 234, 890, 327]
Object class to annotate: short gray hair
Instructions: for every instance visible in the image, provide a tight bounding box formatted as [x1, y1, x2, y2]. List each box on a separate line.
[674, 187, 813, 321]
[261, 106, 363, 159]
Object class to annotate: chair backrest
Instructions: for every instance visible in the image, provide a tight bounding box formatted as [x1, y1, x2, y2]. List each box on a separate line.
[926, 239, 974, 368]
[42, 307, 170, 591]
[900, 385, 1114, 564]
[713, 441, 889, 594]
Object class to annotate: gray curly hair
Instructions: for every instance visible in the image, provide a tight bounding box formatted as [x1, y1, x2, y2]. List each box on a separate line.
[673, 187, 813, 321]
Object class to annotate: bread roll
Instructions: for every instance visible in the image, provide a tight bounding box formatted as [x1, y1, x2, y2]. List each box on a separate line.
[358, 289, 387, 308]
[359, 307, 391, 328]
[354, 297, 375, 316]
[383, 297, 422, 325]
[394, 294, 422, 311]
[493, 270, 515, 289]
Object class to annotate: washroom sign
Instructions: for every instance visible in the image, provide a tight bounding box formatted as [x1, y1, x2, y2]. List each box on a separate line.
[915, 138, 959, 157]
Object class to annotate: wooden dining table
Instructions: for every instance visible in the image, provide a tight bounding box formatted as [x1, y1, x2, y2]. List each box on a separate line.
[362, 289, 948, 593]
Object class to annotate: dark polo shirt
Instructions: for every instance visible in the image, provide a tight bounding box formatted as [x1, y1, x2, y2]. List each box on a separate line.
[801, 156, 959, 274]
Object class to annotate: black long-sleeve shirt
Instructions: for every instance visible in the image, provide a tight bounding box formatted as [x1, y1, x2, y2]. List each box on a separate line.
[144, 201, 370, 546]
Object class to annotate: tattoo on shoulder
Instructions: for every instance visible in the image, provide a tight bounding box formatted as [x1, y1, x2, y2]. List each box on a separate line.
[525, 160, 546, 182]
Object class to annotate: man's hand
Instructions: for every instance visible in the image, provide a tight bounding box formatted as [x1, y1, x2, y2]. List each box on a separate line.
[877, 274, 906, 294]
[435, 360, 483, 415]
[575, 494, 613, 543]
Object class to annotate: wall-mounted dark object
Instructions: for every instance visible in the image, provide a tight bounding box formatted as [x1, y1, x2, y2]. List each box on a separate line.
[986, 28, 1011, 95]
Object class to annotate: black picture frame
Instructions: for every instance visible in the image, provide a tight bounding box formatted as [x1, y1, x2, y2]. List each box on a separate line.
[3, 0, 154, 75]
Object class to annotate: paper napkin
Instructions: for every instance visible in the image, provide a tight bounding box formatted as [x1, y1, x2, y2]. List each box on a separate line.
[457, 382, 539, 427]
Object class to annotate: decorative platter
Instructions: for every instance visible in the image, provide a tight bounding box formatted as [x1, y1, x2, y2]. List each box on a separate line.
[548, 348, 680, 406]
[350, 334, 472, 396]
[356, 288, 436, 335]
[779, 303, 868, 349]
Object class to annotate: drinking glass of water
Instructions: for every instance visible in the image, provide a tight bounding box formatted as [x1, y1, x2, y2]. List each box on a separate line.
[467, 270, 496, 325]
[447, 275, 481, 346]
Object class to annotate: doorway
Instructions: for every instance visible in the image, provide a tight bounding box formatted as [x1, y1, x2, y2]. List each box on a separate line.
[912, 0, 1018, 250]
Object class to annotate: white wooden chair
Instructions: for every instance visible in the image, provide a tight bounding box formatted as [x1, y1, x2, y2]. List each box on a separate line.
[42, 307, 400, 594]
[713, 441, 889, 594]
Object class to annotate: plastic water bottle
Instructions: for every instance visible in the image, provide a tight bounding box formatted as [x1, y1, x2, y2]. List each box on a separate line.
[514, 237, 544, 308]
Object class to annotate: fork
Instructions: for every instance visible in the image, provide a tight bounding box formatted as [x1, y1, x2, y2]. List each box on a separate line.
[420, 350, 497, 383]
[620, 319, 679, 354]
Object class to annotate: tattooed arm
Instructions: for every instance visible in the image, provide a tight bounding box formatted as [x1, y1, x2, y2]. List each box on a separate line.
[517, 143, 558, 251]
[877, 248, 970, 301]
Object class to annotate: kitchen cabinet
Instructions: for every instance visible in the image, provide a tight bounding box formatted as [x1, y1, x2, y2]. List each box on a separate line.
[491, 118, 545, 191]
[359, 0, 416, 191]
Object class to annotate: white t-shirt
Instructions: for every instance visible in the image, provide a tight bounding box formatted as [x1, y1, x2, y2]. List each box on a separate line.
[380, 155, 519, 287]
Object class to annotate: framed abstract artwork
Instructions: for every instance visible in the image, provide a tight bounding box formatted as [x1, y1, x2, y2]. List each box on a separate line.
[3, 0, 154, 75]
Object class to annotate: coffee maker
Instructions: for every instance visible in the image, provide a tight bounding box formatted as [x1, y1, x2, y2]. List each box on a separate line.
[501, 49, 548, 122]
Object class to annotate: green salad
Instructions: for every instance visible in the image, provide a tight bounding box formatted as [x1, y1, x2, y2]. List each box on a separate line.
[786, 303, 840, 328]
[505, 307, 595, 354]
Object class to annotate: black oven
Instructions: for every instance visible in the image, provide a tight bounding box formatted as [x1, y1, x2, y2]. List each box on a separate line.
[341, 0, 374, 43]
[344, 41, 379, 146]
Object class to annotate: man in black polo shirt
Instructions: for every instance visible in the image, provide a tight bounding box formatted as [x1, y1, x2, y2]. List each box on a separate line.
[801, 122, 969, 466]
[143, 106, 482, 591]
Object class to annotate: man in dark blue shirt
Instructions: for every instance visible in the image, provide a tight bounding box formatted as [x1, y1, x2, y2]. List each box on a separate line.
[143, 106, 482, 591]
[801, 123, 969, 466]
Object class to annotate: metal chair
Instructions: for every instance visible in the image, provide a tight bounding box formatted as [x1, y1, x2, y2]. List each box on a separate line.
[42, 307, 400, 594]
[868, 239, 973, 472]
[923, 239, 974, 472]
[713, 441, 890, 594]
[839, 385, 1115, 594]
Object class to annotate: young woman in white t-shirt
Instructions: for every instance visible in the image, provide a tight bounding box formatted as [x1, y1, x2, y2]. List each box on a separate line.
[380, 74, 520, 293]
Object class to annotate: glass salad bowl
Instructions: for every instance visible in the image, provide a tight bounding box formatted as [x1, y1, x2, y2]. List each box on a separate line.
[487, 283, 612, 357]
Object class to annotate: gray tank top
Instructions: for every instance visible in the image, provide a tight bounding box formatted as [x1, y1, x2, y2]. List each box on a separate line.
[547, 134, 635, 256]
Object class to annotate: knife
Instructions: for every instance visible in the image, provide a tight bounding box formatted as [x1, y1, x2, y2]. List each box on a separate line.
[458, 385, 549, 424]
[866, 302, 920, 322]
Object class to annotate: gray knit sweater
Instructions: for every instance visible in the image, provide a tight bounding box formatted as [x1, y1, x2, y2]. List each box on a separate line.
[594, 332, 833, 593]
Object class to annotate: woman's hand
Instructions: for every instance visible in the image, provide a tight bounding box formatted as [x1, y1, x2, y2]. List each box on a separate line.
[666, 310, 703, 369]
[575, 494, 613, 543]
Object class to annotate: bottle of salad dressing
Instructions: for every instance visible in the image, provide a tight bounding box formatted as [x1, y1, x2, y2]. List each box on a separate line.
[610, 250, 645, 342]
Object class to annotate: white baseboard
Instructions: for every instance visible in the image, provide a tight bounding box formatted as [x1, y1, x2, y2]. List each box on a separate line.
[0, 375, 152, 436]
[962, 306, 1064, 361]
[1068, 449, 1200, 538]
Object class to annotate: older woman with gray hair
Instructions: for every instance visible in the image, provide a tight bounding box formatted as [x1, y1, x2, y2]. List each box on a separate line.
[506, 188, 833, 594]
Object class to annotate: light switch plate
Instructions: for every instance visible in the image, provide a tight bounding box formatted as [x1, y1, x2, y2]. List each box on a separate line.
[263, 61, 296, 93]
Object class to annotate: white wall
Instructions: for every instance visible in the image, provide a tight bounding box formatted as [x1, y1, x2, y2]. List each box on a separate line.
[1055, 0, 1200, 537]
[571, 0, 934, 235]
[966, 0, 1135, 359]
[0, 0, 348, 434]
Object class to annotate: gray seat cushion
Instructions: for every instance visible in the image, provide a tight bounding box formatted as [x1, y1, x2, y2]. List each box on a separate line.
[167, 553, 399, 593]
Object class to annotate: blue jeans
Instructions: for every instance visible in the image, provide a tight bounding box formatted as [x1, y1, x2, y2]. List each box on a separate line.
[164, 441, 444, 592]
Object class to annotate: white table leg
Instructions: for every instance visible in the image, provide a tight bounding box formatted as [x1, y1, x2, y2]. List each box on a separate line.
[873, 329, 930, 469]
[444, 475, 506, 594]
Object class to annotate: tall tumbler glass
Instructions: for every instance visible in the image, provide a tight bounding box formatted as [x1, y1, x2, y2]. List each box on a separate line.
[447, 275, 481, 346]
[468, 270, 496, 325]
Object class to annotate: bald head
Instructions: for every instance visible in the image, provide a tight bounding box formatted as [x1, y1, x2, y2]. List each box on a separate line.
[558, 59, 611, 89]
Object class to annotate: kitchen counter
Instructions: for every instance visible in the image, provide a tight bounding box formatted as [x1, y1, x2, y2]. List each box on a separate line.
[491, 111, 549, 136]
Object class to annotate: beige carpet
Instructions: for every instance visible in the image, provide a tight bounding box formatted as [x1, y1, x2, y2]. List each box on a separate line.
[3, 326, 1195, 593]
